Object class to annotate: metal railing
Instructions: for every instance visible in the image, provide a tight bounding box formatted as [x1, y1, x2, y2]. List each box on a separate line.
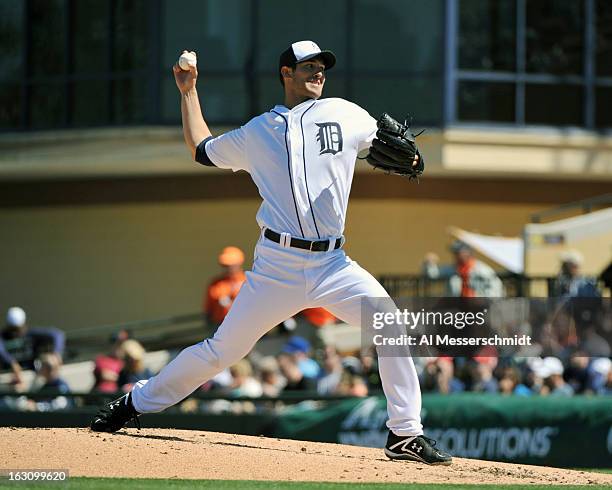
[61, 312, 208, 363]
[378, 274, 558, 298]
[530, 193, 612, 223]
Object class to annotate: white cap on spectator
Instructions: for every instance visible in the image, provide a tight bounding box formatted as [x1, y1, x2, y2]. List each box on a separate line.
[6, 306, 26, 327]
[591, 357, 611, 377]
[543, 356, 564, 377]
[528, 357, 547, 378]
[529, 356, 564, 378]
[559, 250, 584, 266]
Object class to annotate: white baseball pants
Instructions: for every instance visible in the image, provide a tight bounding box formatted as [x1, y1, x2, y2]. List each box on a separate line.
[131, 233, 423, 436]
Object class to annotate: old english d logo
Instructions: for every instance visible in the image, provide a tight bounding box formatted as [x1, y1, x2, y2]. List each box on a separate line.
[316, 122, 343, 155]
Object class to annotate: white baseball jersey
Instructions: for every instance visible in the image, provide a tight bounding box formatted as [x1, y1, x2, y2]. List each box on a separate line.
[132, 96, 424, 438]
[200, 98, 377, 239]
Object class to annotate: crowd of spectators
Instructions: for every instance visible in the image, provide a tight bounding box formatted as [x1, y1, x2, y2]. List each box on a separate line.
[418, 352, 611, 397]
[185, 334, 611, 415]
[180, 336, 381, 414]
[1, 245, 611, 414]
[0, 306, 71, 411]
[1, 315, 611, 414]
[0, 306, 65, 390]
[91, 329, 152, 394]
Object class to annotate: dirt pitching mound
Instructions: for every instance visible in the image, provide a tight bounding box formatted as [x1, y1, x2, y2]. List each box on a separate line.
[2, 428, 610, 485]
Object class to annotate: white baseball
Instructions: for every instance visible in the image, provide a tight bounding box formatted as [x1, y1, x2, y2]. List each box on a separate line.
[178, 51, 197, 71]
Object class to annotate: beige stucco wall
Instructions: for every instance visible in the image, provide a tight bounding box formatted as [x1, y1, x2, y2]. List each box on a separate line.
[0, 197, 543, 331]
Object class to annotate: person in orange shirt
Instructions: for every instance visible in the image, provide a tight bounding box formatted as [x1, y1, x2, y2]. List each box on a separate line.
[300, 307, 336, 327]
[204, 246, 246, 326]
[421, 241, 503, 297]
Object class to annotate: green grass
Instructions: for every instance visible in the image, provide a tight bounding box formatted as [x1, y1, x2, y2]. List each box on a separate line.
[2, 479, 611, 490]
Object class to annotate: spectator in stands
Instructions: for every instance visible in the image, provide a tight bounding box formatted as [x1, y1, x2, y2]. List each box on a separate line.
[498, 366, 531, 396]
[525, 357, 547, 394]
[277, 352, 317, 391]
[31, 352, 73, 411]
[281, 336, 321, 379]
[204, 246, 246, 326]
[336, 373, 369, 397]
[92, 329, 129, 393]
[468, 357, 499, 393]
[564, 351, 590, 394]
[0, 307, 65, 388]
[540, 376, 574, 396]
[536, 320, 566, 358]
[340, 355, 362, 376]
[421, 357, 465, 394]
[421, 241, 504, 297]
[117, 339, 152, 392]
[552, 250, 601, 298]
[579, 325, 611, 357]
[600, 365, 612, 395]
[359, 351, 383, 391]
[229, 359, 263, 398]
[317, 346, 343, 395]
[257, 356, 285, 397]
[541, 357, 574, 396]
[550, 309, 580, 357]
[589, 358, 611, 394]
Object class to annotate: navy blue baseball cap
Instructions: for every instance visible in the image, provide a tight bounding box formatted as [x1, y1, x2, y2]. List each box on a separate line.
[279, 40, 336, 84]
[282, 336, 311, 354]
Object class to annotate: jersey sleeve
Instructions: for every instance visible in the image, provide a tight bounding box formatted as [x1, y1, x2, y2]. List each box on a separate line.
[195, 126, 249, 173]
[352, 104, 378, 153]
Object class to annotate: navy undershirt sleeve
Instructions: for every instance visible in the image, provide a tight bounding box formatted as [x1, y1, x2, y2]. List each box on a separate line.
[195, 136, 216, 167]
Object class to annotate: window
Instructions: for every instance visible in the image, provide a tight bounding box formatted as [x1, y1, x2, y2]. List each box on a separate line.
[0, 0, 24, 128]
[29, 0, 68, 77]
[161, 0, 250, 123]
[351, 0, 444, 125]
[255, 0, 444, 125]
[2, 0, 447, 130]
[525, 0, 583, 75]
[596, 0, 612, 77]
[255, 0, 347, 113]
[458, 81, 514, 122]
[459, 0, 515, 71]
[2, 0, 153, 130]
[453, 0, 612, 129]
[525, 84, 582, 125]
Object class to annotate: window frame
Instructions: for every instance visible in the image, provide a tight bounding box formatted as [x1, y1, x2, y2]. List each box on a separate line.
[8, 0, 163, 131]
[446, 0, 612, 130]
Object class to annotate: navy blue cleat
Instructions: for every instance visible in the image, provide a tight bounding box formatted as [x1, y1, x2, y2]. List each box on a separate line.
[90, 393, 140, 433]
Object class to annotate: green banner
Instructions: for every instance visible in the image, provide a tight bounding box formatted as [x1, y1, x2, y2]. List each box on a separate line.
[272, 394, 612, 468]
[2, 394, 610, 467]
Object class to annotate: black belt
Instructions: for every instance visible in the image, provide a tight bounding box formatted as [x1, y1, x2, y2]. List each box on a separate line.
[264, 228, 342, 252]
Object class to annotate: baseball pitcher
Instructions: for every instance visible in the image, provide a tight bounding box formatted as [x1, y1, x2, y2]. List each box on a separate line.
[91, 40, 451, 466]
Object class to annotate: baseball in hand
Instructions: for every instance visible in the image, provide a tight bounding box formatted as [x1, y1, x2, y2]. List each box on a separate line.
[178, 51, 197, 71]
